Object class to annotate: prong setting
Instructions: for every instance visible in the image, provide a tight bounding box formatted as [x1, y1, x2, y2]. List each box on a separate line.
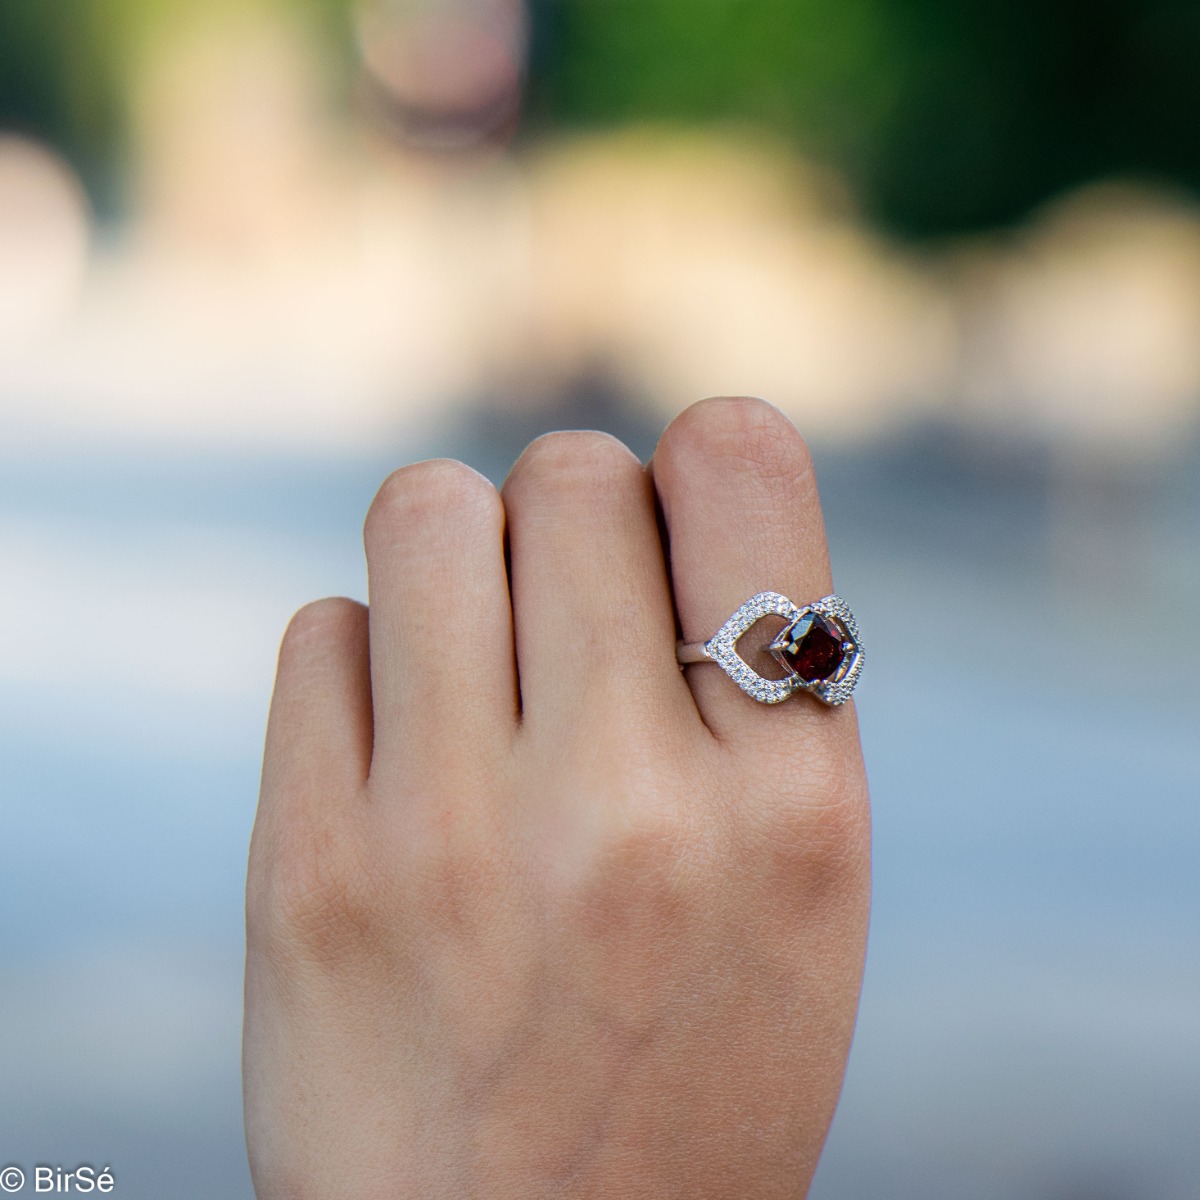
[701, 592, 864, 706]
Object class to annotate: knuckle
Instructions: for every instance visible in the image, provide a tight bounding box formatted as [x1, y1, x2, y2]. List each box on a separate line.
[742, 749, 870, 898]
[410, 839, 510, 938]
[660, 395, 816, 490]
[248, 820, 380, 967]
[505, 430, 642, 498]
[599, 791, 697, 882]
[375, 777, 511, 936]
[364, 458, 499, 548]
[567, 809, 698, 959]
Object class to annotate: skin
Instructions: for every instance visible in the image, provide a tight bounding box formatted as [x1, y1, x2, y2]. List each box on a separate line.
[243, 395, 871, 1199]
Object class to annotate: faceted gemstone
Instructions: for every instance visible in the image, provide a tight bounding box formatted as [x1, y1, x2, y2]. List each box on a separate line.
[776, 612, 846, 682]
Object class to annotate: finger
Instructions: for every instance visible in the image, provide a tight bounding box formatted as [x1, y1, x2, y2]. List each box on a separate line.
[363, 459, 517, 784]
[651, 396, 854, 743]
[501, 430, 693, 736]
[260, 597, 373, 813]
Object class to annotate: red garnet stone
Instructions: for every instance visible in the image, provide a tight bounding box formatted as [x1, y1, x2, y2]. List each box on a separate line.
[776, 612, 847, 683]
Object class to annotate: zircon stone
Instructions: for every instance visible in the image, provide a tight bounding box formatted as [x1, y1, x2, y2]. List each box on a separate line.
[775, 612, 846, 682]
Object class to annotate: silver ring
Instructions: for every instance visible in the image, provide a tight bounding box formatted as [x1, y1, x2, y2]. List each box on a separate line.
[676, 592, 864, 706]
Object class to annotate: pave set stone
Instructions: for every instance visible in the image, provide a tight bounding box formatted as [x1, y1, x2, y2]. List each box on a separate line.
[703, 591, 864, 706]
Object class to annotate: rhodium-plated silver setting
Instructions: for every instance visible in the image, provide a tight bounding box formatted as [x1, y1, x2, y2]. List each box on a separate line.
[675, 591, 864, 706]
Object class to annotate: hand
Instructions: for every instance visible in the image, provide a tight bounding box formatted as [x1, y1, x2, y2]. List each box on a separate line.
[243, 396, 870, 1199]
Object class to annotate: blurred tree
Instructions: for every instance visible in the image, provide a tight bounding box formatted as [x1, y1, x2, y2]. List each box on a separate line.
[527, 0, 899, 154]
[526, 0, 1200, 237]
[858, 0, 1200, 235]
[0, 0, 124, 210]
[4, 0, 1200, 235]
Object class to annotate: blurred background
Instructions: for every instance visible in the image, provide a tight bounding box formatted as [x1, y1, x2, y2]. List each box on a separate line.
[1, 1, 1198, 1196]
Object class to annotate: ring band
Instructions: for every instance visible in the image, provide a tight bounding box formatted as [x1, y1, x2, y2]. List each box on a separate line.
[676, 591, 863, 706]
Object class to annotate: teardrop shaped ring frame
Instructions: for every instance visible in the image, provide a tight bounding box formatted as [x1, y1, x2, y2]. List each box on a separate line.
[675, 592, 863, 706]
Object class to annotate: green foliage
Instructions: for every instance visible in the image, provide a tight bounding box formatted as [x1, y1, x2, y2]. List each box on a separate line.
[857, 0, 1200, 234]
[527, 0, 1200, 236]
[3, 0, 1200, 234]
[0, 0, 125, 207]
[531, 0, 897, 139]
